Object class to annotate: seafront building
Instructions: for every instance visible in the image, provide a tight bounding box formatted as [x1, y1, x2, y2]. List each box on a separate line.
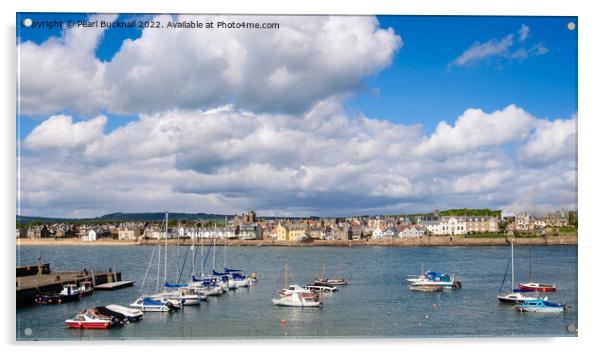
[16, 209, 574, 241]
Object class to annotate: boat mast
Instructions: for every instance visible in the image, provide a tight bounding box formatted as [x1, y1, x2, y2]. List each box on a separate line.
[224, 236, 227, 269]
[529, 245, 533, 283]
[284, 263, 288, 288]
[201, 232, 205, 277]
[191, 232, 195, 278]
[156, 245, 161, 293]
[212, 237, 217, 271]
[176, 220, 180, 282]
[164, 211, 168, 289]
[511, 241, 515, 290]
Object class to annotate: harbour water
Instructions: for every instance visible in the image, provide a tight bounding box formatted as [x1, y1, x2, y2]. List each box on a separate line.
[16, 245, 578, 340]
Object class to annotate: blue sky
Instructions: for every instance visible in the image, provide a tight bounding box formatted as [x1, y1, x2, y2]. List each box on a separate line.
[17, 14, 577, 136]
[354, 16, 577, 131]
[16, 14, 578, 217]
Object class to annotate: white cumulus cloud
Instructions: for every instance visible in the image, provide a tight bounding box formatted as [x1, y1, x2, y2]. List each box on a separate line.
[18, 15, 402, 117]
[520, 116, 577, 164]
[19, 103, 577, 217]
[18, 14, 117, 116]
[414, 104, 536, 155]
[23, 114, 107, 150]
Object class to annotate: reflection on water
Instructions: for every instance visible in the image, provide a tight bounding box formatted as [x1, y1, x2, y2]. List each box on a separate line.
[16, 245, 578, 340]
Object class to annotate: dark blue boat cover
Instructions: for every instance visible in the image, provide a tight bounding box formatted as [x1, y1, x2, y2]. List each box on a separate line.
[142, 297, 164, 306]
[232, 273, 246, 280]
[164, 282, 187, 288]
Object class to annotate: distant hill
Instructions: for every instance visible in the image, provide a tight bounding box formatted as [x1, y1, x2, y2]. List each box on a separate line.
[16, 215, 79, 224]
[438, 208, 502, 217]
[16, 212, 231, 224]
[95, 212, 230, 222]
[393, 208, 502, 218]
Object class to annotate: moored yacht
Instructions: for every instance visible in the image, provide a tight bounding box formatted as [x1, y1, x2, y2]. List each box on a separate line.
[272, 264, 322, 308]
[497, 242, 539, 304]
[130, 296, 181, 312]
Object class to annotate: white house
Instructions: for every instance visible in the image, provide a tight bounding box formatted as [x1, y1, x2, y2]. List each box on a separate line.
[82, 229, 97, 242]
[239, 223, 261, 240]
[419, 216, 465, 235]
[400, 225, 425, 238]
[372, 225, 384, 239]
[420, 219, 443, 235]
[440, 216, 466, 235]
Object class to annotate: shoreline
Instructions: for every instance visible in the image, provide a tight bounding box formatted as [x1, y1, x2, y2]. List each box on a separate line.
[16, 234, 577, 247]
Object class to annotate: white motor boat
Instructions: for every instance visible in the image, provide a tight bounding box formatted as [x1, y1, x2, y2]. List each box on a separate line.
[59, 283, 81, 301]
[105, 304, 144, 321]
[408, 271, 461, 289]
[304, 285, 337, 293]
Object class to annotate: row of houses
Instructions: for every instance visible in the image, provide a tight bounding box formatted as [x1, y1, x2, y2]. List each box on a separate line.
[418, 216, 500, 236]
[16, 210, 573, 241]
[511, 211, 570, 231]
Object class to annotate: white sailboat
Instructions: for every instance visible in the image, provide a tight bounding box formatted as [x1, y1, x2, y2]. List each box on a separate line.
[151, 212, 204, 306]
[188, 237, 226, 296]
[130, 243, 181, 312]
[132, 213, 196, 310]
[272, 264, 322, 308]
[497, 241, 539, 304]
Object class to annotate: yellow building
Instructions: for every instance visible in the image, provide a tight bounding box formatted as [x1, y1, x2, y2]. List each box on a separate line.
[276, 223, 289, 241]
[276, 222, 308, 241]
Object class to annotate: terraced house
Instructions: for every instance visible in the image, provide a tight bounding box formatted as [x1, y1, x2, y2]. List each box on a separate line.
[465, 216, 499, 233]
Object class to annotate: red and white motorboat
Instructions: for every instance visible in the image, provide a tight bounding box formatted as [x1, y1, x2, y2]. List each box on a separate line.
[518, 282, 557, 292]
[64, 310, 115, 329]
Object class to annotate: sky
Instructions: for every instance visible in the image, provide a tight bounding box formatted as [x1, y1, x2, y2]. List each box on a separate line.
[16, 13, 578, 218]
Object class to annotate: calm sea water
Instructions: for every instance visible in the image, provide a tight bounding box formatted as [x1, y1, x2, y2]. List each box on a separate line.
[16, 245, 578, 340]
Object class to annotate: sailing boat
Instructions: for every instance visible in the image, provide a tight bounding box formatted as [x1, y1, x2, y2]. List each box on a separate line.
[272, 263, 322, 307]
[518, 246, 557, 292]
[497, 242, 539, 304]
[212, 239, 254, 289]
[189, 237, 226, 296]
[311, 260, 347, 287]
[130, 243, 181, 312]
[151, 212, 205, 305]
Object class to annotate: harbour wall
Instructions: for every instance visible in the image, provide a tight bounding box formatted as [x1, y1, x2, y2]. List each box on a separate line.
[17, 234, 577, 247]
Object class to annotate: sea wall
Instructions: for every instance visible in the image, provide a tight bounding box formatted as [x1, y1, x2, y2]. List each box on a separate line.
[17, 234, 577, 247]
